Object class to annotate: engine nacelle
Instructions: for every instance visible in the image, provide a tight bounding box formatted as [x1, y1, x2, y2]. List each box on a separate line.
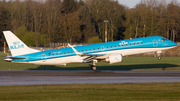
[104, 53, 123, 64]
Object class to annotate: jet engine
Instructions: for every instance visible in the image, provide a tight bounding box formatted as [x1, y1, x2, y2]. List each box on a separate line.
[102, 53, 123, 64]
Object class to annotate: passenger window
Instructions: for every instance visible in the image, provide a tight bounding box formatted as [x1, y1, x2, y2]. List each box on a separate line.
[111, 46, 112, 48]
[114, 46, 116, 48]
[82, 50, 84, 52]
[60, 53, 62, 55]
[94, 48, 95, 50]
[71, 51, 73, 53]
[56, 53, 58, 55]
[133, 43, 135, 45]
[118, 45, 120, 47]
[98, 48, 100, 50]
[141, 42, 143, 44]
[86, 49, 87, 51]
[68, 52, 70, 54]
[64, 52, 66, 54]
[89, 49, 91, 51]
[106, 47, 108, 49]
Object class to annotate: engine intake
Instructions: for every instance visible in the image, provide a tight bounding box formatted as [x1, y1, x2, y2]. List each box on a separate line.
[102, 53, 123, 64]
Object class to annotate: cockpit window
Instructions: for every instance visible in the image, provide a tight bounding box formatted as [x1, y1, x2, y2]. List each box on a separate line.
[161, 38, 168, 41]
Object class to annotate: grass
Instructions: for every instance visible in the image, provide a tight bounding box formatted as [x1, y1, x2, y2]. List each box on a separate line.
[1, 51, 180, 70]
[1, 52, 180, 100]
[0, 83, 180, 101]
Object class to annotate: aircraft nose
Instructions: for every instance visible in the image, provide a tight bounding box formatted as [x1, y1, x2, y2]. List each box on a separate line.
[169, 41, 177, 47]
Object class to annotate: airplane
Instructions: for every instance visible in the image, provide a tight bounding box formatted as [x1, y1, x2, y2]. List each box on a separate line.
[3, 31, 177, 70]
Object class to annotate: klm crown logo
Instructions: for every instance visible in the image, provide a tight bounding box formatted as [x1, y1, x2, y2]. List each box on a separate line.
[10, 41, 24, 49]
[119, 41, 128, 45]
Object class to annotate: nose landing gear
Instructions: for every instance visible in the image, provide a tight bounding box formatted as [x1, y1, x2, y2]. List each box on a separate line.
[158, 56, 161, 60]
[156, 51, 161, 60]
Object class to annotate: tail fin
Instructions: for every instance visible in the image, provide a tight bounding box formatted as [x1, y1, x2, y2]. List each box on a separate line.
[3, 31, 40, 56]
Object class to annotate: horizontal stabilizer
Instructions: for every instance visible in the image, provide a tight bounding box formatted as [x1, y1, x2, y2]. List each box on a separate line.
[6, 56, 26, 59]
[4, 56, 26, 62]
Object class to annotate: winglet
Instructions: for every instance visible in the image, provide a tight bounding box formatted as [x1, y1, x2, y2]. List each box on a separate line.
[68, 43, 83, 55]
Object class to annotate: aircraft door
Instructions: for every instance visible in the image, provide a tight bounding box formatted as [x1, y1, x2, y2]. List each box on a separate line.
[41, 54, 46, 62]
[153, 39, 158, 47]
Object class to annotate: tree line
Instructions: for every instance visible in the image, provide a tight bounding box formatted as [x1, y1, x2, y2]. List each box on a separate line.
[0, 0, 179, 47]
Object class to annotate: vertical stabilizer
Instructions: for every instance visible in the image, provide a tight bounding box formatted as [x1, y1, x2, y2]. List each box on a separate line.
[3, 31, 40, 56]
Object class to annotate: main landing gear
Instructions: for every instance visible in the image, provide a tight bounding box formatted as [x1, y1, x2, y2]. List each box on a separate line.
[91, 60, 98, 71]
[91, 65, 97, 71]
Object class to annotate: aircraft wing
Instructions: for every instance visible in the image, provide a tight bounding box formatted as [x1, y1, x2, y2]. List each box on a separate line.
[68, 44, 106, 55]
[68, 44, 110, 62]
[80, 53, 110, 63]
[79, 53, 106, 56]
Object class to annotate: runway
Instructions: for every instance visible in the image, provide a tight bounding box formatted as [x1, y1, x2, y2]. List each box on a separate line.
[0, 70, 180, 86]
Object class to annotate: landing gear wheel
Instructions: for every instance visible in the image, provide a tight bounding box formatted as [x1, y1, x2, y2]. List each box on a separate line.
[158, 56, 161, 60]
[156, 51, 162, 60]
[91, 65, 97, 71]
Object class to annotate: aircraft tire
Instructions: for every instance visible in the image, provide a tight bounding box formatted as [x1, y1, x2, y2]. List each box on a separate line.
[91, 65, 97, 71]
[158, 56, 161, 60]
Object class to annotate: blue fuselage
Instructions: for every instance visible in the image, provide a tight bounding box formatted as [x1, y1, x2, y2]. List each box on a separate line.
[12, 36, 177, 63]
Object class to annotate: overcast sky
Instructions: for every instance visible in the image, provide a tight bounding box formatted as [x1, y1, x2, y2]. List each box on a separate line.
[118, 0, 141, 8]
[118, 0, 180, 8]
